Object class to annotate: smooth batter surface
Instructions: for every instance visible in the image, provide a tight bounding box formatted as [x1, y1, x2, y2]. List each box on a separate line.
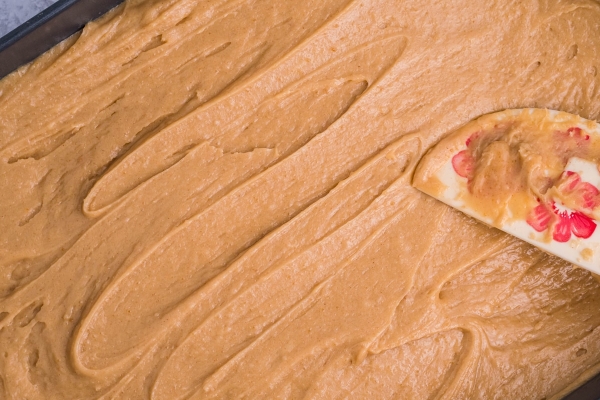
[1, 0, 600, 398]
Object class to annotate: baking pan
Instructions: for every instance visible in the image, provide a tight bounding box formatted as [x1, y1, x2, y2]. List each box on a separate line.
[0, 0, 599, 398]
[563, 372, 600, 400]
[0, 0, 124, 79]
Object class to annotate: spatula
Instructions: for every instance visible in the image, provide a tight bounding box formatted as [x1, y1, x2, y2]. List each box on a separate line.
[413, 108, 600, 274]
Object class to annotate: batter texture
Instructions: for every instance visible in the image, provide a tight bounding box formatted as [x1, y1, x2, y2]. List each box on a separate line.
[1, 0, 600, 398]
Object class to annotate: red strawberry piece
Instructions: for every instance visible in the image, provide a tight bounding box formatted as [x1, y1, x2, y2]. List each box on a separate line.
[567, 127, 583, 136]
[526, 203, 552, 232]
[567, 127, 590, 145]
[563, 171, 580, 190]
[557, 171, 600, 210]
[451, 150, 475, 179]
[571, 211, 597, 239]
[465, 131, 481, 147]
[579, 182, 600, 208]
[552, 210, 572, 242]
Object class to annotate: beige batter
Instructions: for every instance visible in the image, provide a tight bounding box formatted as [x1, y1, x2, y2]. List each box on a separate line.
[1, 0, 600, 398]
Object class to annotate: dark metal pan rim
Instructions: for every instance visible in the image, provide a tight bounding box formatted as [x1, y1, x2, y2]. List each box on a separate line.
[0, 0, 124, 79]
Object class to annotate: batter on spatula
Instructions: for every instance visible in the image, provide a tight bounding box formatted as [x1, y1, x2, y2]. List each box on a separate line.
[414, 109, 600, 272]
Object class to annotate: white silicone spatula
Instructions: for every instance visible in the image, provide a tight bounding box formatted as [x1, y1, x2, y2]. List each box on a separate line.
[413, 108, 600, 274]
